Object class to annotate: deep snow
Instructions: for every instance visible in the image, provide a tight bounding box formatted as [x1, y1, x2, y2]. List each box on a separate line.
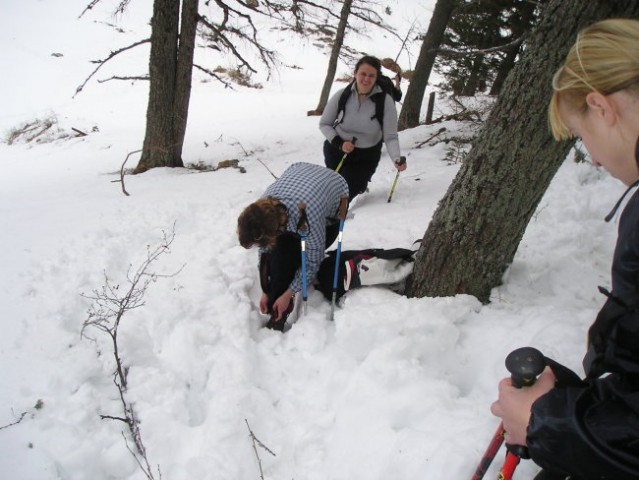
[0, 1, 625, 479]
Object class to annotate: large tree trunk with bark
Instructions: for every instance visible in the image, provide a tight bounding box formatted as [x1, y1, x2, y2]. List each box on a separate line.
[309, 0, 352, 116]
[397, 0, 456, 131]
[173, 0, 198, 161]
[135, 0, 199, 173]
[406, 0, 639, 304]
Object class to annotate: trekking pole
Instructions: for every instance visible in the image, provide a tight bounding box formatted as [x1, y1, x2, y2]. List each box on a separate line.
[387, 156, 407, 203]
[471, 346, 545, 480]
[297, 203, 309, 316]
[335, 137, 357, 174]
[329, 196, 349, 321]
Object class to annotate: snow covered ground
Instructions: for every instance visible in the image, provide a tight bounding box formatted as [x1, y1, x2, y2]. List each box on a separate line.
[0, 1, 625, 479]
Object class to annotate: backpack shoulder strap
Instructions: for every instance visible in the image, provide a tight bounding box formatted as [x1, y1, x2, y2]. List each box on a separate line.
[370, 92, 387, 129]
[334, 82, 355, 127]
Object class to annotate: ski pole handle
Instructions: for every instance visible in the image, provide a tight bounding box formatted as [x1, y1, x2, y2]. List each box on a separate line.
[498, 347, 545, 480]
[505, 346, 545, 388]
[470, 347, 545, 480]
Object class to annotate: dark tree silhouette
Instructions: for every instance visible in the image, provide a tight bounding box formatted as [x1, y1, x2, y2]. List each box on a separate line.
[397, 0, 457, 131]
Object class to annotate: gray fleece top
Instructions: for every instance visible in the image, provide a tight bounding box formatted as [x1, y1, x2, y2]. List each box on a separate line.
[319, 83, 402, 163]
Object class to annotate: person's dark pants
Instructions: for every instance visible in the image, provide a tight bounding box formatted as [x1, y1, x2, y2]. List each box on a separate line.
[259, 227, 340, 328]
[259, 233, 301, 314]
[323, 140, 383, 202]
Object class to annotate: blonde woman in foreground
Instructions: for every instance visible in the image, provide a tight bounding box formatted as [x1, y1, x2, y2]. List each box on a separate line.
[491, 18, 639, 480]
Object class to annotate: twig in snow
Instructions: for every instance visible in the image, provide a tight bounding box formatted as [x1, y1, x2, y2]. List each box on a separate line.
[0, 411, 27, 431]
[112, 149, 141, 196]
[246, 418, 276, 480]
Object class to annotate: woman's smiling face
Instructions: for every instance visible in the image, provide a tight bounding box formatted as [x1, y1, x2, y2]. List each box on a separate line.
[355, 63, 378, 95]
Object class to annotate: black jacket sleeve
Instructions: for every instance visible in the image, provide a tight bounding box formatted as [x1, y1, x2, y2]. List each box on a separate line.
[527, 376, 639, 479]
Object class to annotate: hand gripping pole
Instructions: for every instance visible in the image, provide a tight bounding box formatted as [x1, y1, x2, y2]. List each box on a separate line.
[387, 156, 407, 203]
[471, 347, 545, 480]
[335, 137, 357, 173]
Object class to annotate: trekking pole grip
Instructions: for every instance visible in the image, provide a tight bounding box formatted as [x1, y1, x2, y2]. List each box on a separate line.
[503, 347, 545, 459]
[505, 346, 545, 389]
[470, 347, 545, 480]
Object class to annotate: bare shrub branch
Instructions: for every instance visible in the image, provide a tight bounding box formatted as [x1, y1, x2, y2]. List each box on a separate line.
[81, 225, 183, 480]
[0, 400, 44, 431]
[245, 419, 276, 480]
[111, 149, 141, 196]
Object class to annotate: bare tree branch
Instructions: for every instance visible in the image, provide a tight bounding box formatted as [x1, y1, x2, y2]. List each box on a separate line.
[193, 64, 234, 88]
[0, 411, 27, 431]
[97, 75, 150, 83]
[73, 38, 150, 98]
[436, 35, 525, 56]
[79, 0, 104, 19]
[110, 149, 141, 196]
[245, 419, 276, 480]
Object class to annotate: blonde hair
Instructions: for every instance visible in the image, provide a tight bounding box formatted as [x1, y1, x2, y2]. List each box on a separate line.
[549, 18, 639, 140]
[237, 197, 287, 249]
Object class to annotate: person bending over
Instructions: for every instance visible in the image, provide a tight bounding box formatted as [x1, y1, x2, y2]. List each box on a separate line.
[237, 162, 348, 330]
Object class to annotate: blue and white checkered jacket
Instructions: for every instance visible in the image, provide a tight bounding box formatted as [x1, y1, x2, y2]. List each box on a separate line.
[262, 162, 349, 293]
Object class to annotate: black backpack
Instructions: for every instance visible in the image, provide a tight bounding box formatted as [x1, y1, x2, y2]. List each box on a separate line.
[315, 247, 415, 301]
[334, 74, 402, 129]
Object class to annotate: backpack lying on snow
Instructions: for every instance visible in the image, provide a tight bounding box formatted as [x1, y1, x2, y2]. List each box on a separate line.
[315, 247, 416, 301]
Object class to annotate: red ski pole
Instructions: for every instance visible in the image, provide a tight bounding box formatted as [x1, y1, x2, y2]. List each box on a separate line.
[471, 347, 545, 480]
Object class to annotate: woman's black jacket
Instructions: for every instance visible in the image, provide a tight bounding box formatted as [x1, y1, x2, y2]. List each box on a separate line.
[526, 186, 639, 479]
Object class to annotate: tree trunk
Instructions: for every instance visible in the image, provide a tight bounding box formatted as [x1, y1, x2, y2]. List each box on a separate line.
[173, 0, 199, 161]
[136, 0, 199, 173]
[406, 0, 639, 304]
[397, 0, 456, 131]
[490, 0, 537, 96]
[489, 42, 520, 96]
[460, 53, 484, 96]
[310, 0, 352, 116]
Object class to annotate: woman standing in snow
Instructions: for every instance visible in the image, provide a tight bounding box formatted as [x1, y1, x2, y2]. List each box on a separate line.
[319, 55, 406, 202]
[490, 19, 639, 480]
[237, 162, 348, 331]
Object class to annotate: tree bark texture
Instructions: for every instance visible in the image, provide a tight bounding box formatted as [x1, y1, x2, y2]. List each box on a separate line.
[312, 0, 352, 114]
[407, 0, 639, 304]
[173, 0, 199, 161]
[397, 0, 456, 131]
[136, 0, 199, 173]
[489, 42, 519, 96]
